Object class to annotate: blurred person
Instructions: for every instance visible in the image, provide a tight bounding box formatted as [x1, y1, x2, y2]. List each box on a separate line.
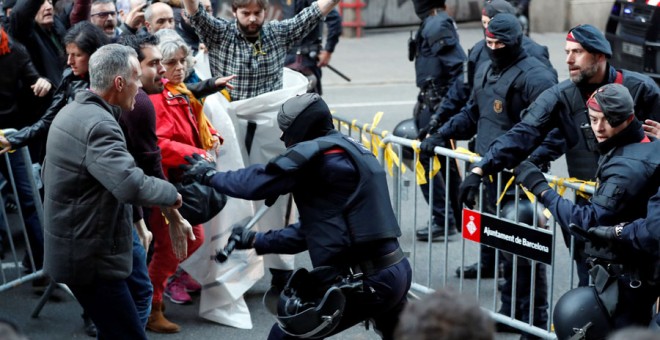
[118, 32, 197, 329]
[514, 83, 660, 333]
[282, 0, 341, 95]
[181, 93, 412, 340]
[175, 0, 212, 55]
[144, 2, 174, 33]
[145, 35, 234, 333]
[408, 0, 466, 242]
[394, 288, 494, 340]
[181, 0, 343, 100]
[42, 43, 183, 340]
[88, 0, 121, 41]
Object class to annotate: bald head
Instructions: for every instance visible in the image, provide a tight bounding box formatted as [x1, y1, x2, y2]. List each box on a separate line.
[144, 2, 174, 33]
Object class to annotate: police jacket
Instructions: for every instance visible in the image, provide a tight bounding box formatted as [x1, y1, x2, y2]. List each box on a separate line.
[540, 119, 660, 231]
[7, 68, 88, 149]
[207, 131, 401, 267]
[436, 51, 559, 162]
[476, 65, 660, 177]
[43, 91, 179, 285]
[413, 10, 466, 108]
[284, 0, 342, 60]
[434, 35, 554, 124]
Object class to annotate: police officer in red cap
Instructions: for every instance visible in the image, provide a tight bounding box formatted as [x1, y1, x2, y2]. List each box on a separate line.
[513, 83, 660, 335]
[459, 23, 660, 287]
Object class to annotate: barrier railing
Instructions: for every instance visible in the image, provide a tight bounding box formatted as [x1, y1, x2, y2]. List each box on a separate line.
[0, 129, 45, 293]
[332, 113, 597, 340]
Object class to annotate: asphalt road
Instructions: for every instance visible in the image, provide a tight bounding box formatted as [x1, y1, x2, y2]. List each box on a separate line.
[0, 22, 576, 340]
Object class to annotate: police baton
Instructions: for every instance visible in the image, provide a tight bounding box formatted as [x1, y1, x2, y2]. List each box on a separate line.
[215, 203, 271, 263]
[326, 64, 351, 82]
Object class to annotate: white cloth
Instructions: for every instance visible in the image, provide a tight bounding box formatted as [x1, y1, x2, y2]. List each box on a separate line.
[180, 52, 308, 328]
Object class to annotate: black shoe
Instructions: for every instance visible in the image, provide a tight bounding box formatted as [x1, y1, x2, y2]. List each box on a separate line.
[82, 314, 97, 337]
[455, 262, 496, 279]
[415, 222, 457, 241]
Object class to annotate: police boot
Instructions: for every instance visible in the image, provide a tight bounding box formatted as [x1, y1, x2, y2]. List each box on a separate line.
[415, 221, 456, 241]
[147, 301, 180, 333]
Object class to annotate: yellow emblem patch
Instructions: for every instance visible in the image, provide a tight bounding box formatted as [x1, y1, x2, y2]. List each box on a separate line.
[493, 99, 503, 113]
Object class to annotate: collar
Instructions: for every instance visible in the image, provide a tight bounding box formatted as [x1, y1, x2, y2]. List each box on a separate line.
[595, 118, 645, 155]
[76, 90, 123, 120]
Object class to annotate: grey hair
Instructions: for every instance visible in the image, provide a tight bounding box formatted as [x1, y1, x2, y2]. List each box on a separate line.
[156, 29, 195, 68]
[89, 44, 138, 93]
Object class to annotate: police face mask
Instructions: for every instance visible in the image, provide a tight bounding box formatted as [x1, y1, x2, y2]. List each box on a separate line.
[486, 43, 521, 71]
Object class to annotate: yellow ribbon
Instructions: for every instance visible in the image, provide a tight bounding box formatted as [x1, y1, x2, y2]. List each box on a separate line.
[368, 112, 383, 157]
[379, 130, 406, 177]
[412, 141, 427, 185]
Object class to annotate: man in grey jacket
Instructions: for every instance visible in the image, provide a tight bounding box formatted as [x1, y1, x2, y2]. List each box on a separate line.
[42, 44, 182, 340]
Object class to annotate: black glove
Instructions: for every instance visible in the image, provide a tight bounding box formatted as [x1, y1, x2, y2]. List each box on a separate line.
[417, 118, 439, 141]
[180, 153, 217, 185]
[419, 134, 446, 155]
[458, 172, 482, 209]
[513, 161, 551, 197]
[588, 225, 623, 241]
[229, 226, 256, 250]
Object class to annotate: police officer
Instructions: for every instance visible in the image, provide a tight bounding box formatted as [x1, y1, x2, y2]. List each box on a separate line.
[421, 14, 558, 338]
[461, 24, 660, 286]
[181, 94, 412, 340]
[514, 83, 660, 333]
[435, 0, 557, 279]
[409, 0, 466, 241]
[283, 0, 342, 94]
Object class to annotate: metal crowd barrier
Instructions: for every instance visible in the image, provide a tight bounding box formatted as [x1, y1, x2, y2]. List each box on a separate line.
[332, 114, 597, 340]
[0, 129, 45, 293]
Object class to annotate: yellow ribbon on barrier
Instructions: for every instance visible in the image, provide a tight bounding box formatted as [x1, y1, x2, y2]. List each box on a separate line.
[454, 147, 481, 164]
[412, 141, 428, 185]
[430, 155, 441, 178]
[361, 123, 371, 149]
[379, 130, 406, 177]
[368, 112, 384, 157]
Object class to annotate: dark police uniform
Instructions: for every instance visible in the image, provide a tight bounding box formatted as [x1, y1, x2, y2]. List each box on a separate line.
[283, 0, 342, 95]
[206, 130, 412, 340]
[434, 44, 558, 329]
[538, 120, 660, 329]
[411, 7, 466, 234]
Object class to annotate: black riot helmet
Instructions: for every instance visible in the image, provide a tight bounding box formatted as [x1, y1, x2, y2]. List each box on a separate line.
[268, 268, 346, 339]
[553, 287, 614, 340]
[393, 118, 418, 161]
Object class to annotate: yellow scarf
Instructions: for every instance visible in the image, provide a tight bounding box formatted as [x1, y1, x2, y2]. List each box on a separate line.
[165, 81, 216, 150]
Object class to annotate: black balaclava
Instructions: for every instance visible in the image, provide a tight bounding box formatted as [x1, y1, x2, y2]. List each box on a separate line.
[278, 93, 334, 147]
[485, 13, 523, 72]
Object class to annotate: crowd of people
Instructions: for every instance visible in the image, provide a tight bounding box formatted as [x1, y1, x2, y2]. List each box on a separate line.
[0, 0, 658, 339]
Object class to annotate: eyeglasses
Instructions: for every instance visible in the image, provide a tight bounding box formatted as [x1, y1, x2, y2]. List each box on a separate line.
[91, 11, 117, 18]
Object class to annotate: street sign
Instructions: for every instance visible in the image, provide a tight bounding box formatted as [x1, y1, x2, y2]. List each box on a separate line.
[462, 208, 553, 265]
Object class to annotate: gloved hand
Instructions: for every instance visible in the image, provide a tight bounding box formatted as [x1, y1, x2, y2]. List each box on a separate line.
[587, 224, 624, 241]
[458, 172, 482, 209]
[419, 134, 446, 155]
[417, 118, 439, 141]
[229, 226, 256, 250]
[180, 153, 217, 185]
[513, 161, 551, 197]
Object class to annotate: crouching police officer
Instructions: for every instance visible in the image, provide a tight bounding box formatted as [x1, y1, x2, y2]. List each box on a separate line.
[181, 93, 412, 340]
[513, 84, 660, 337]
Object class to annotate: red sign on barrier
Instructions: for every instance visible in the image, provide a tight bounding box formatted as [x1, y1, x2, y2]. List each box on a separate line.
[462, 208, 482, 243]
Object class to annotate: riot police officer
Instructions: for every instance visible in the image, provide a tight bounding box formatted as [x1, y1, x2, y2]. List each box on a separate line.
[409, 0, 466, 241]
[461, 23, 660, 286]
[514, 83, 660, 335]
[420, 14, 558, 338]
[181, 94, 412, 340]
[283, 0, 342, 94]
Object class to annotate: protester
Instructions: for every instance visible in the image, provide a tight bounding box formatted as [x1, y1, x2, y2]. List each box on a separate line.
[42, 43, 183, 340]
[394, 289, 494, 340]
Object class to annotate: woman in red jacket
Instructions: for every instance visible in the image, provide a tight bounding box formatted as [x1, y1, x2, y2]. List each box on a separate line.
[147, 33, 235, 333]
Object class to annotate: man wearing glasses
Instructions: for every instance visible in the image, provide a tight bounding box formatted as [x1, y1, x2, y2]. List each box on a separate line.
[89, 0, 121, 41]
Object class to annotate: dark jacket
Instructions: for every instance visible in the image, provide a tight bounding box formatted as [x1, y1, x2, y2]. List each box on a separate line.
[43, 90, 178, 284]
[7, 68, 89, 149]
[9, 0, 67, 85]
[207, 131, 401, 267]
[476, 66, 660, 176]
[0, 37, 43, 129]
